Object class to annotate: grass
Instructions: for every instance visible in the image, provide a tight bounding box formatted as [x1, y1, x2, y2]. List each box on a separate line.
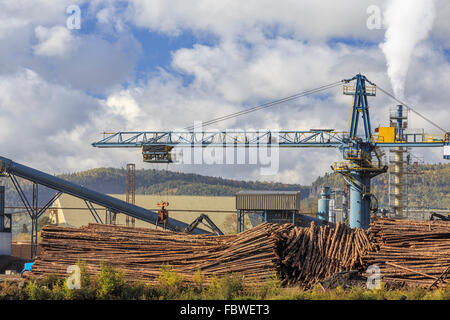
[0, 263, 449, 300]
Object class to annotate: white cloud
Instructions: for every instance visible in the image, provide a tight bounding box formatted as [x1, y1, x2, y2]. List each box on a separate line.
[34, 25, 78, 57]
[0, 69, 104, 171]
[0, 0, 448, 186]
[128, 0, 385, 41]
[106, 89, 141, 121]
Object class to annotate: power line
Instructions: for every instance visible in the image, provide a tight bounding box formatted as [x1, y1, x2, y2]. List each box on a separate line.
[376, 85, 448, 133]
[182, 81, 343, 131]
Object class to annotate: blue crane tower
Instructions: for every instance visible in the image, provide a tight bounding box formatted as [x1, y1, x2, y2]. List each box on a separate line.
[92, 74, 449, 230]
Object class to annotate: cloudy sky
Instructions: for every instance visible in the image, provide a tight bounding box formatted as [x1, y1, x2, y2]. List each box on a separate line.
[0, 0, 449, 185]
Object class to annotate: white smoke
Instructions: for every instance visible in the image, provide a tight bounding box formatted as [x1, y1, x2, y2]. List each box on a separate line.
[379, 0, 436, 99]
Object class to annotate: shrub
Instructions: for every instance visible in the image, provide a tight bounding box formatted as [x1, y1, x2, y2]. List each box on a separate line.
[259, 272, 283, 299]
[192, 269, 205, 293]
[24, 280, 52, 300]
[95, 262, 126, 299]
[0, 280, 25, 300]
[157, 265, 185, 299]
[121, 281, 156, 300]
[204, 273, 244, 300]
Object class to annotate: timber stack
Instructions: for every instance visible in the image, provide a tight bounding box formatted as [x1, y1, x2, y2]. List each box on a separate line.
[275, 222, 375, 287]
[363, 218, 450, 288]
[26, 222, 371, 288]
[27, 222, 284, 285]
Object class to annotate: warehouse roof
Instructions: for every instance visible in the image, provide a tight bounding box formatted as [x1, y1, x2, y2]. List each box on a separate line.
[236, 190, 300, 195]
[236, 190, 301, 211]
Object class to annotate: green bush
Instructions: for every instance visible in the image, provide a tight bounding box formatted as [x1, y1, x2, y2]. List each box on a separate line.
[5, 262, 450, 300]
[95, 262, 126, 299]
[0, 280, 25, 300]
[259, 272, 283, 299]
[24, 280, 52, 300]
[204, 273, 244, 300]
[157, 265, 186, 299]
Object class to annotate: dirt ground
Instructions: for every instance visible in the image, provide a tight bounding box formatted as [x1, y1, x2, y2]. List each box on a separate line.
[320, 271, 367, 289]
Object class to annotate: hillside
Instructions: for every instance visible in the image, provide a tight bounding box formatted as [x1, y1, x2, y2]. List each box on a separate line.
[0, 168, 310, 208]
[1, 163, 448, 212]
[58, 168, 311, 197]
[311, 163, 450, 209]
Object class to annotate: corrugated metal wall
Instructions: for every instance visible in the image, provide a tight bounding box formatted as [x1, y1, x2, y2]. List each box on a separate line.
[236, 192, 300, 210]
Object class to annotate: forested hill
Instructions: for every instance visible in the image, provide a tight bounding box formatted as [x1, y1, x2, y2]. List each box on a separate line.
[58, 168, 310, 198]
[311, 163, 450, 209]
[1, 164, 448, 209]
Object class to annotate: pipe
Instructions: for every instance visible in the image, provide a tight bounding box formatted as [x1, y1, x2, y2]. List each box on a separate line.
[0, 156, 208, 235]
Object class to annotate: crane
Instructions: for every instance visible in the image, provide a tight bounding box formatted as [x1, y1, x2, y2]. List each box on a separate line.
[92, 74, 449, 230]
[184, 213, 224, 236]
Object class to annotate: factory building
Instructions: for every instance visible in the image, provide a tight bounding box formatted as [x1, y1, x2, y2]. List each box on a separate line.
[236, 190, 327, 232]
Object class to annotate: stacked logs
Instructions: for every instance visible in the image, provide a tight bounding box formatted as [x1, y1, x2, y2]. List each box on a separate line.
[27, 221, 373, 288]
[363, 218, 450, 288]
[274, 222, 375, 288]
[27, 222, 286, 285]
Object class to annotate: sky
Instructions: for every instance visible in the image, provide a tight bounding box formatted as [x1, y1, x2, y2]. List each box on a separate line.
[0, 0, 449, 185]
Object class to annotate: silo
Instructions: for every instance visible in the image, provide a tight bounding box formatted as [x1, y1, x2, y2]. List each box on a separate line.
[317, 186, 331, 221]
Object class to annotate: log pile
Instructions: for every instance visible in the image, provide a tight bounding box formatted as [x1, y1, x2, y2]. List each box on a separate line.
[27, 222, 286, 285]
[275, 222, 375, 288]
[27, 221, 373, 288]
[364, 218, 450, 288]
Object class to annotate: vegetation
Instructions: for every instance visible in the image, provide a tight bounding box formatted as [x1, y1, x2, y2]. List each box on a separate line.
[312, 163, 450, 209]
[1, 263, 448, 300]
[2, 164, 448, 207]
[58, 167, 310, 197]
[2, 163, 448, 236]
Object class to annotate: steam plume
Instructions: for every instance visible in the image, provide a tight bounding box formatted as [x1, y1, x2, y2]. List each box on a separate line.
[379, 0, 436, 99]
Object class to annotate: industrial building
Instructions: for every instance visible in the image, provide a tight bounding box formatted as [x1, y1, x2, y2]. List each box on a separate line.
[47, 194, 235, 230]
[235, 190, 332, 232]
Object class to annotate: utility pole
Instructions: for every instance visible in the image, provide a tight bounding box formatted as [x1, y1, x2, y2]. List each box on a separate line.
[126, 164, 136, 227]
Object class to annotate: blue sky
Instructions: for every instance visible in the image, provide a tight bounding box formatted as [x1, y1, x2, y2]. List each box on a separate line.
[0, 0, 448, 184]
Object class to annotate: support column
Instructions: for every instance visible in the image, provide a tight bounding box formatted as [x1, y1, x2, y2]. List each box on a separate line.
[30, 183, 38, 259]
[236, 210, 240, 233]
[349, 172, 371, 229]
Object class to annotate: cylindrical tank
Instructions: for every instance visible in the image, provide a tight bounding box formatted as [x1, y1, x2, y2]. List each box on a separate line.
[317, 186, 331, 221]
[342, 191, 348, 222]
[329, 199, 335, 223]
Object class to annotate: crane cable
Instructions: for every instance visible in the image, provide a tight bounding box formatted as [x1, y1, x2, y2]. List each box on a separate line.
[376, 85, 448, 134]
[182, 80, 344, 131]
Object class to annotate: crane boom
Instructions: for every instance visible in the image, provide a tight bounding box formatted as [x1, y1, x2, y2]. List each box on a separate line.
[92, 130, 447, 148]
